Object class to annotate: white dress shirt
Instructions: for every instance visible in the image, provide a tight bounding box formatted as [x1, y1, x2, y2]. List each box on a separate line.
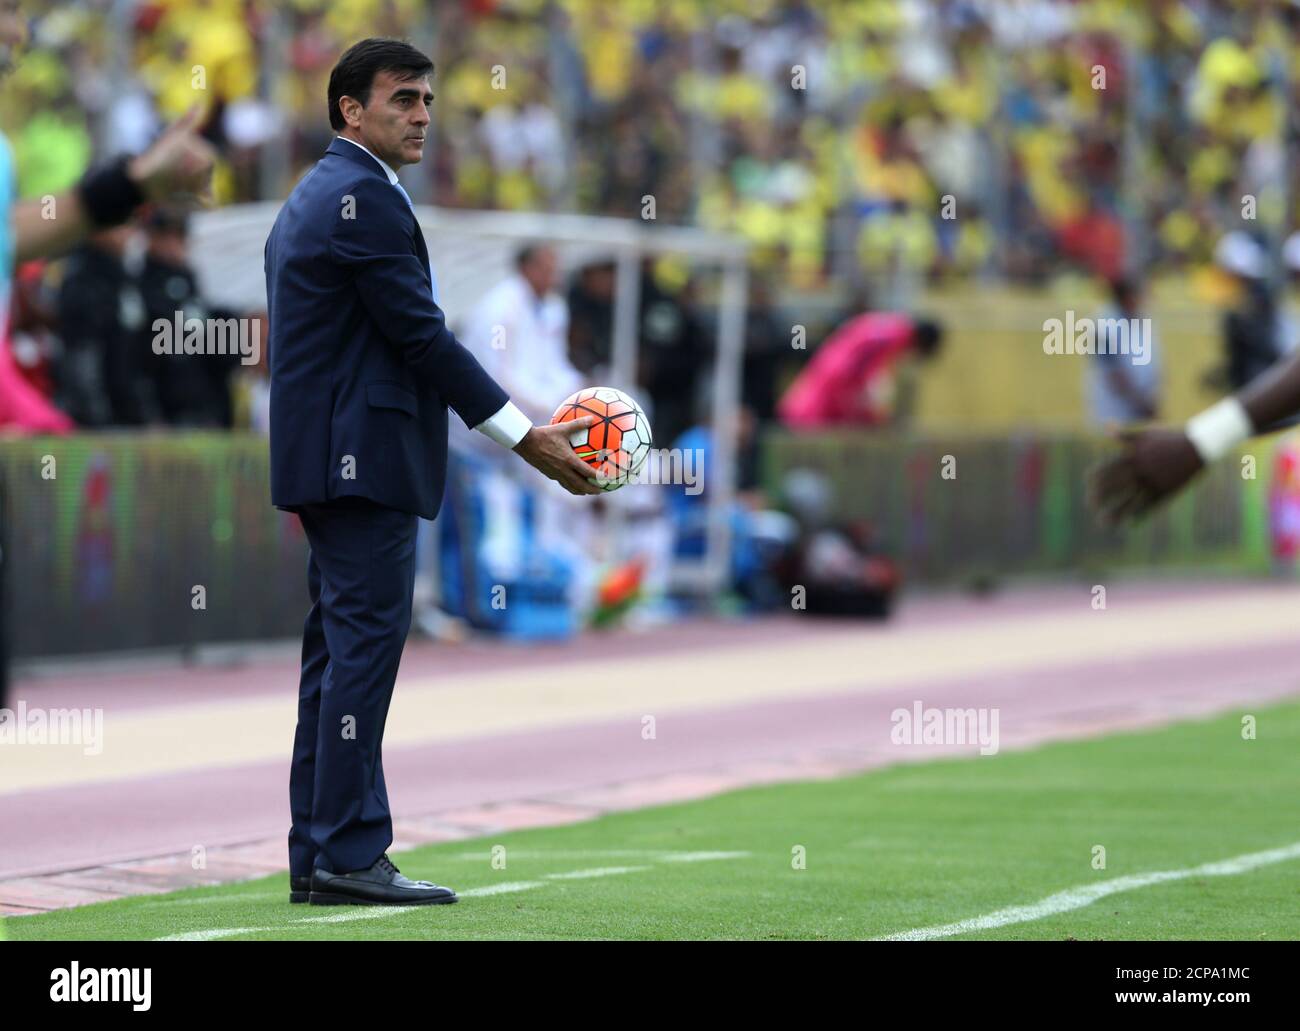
[461, 273, 581, 426]
[335, 134, 532, 449]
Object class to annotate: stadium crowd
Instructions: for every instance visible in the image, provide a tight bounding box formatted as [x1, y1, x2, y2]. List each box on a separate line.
[6, 0, 1300, 630]
[1, 1, 1294, 429]
[6, 0, 1300, 294]
[5, 0, 1300, 425]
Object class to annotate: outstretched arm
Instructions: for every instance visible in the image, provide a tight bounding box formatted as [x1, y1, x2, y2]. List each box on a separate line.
[11, 189, 93, 262]
[1235, 349, 1300, 431]
[10, 106, 214, 264]
[1089, 349, 1300, 525]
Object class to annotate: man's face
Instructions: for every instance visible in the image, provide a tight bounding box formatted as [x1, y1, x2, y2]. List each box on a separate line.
[148, 228, 187, 267]
[341, 70, 431, 168]
[92, 223, 136, 257]
[523, 247, 559, 296]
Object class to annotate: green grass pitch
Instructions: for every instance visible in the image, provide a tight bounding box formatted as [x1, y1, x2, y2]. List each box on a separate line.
[7, 700, 1299, 941]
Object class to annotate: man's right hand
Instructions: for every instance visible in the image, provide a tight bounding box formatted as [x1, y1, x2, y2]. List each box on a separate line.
[127, 105, 216, 206]
[513, 417, 604, 495]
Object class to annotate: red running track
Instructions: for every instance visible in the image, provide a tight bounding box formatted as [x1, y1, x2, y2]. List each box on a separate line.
[3, 581, 1299, 910]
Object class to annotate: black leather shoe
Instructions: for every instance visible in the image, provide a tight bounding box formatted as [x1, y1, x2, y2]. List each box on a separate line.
[290, 875, 311, 904]
[309, 853, 458, 906]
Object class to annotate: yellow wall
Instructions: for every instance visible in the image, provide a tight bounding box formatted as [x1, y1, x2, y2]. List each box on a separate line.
[912, 279, 1232, 432]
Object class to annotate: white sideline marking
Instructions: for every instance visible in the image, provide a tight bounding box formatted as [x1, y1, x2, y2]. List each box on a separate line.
[544, 866, 650, 880]
[452, 848, 752, 860]
[157, 926, 273, 941]
[454, 849, 664, 859]
[154, 851, 750, 939]
[658, 851, 750, 863]
[877, 841, 1300, 941]
[460, 881, 543, 897]
[298, 906, 412, 924]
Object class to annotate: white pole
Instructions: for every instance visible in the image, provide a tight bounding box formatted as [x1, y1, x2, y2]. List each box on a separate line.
[611, 248, 641, 387]
[259, 5, 289, 199]
[708, 260, 748, 597]
[608, 247, 642, 563]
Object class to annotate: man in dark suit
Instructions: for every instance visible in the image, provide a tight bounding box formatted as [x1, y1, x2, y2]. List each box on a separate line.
[265, 37, 600, 906]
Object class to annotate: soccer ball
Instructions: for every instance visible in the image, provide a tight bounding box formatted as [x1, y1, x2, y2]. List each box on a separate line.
[550, 386, 653, 492]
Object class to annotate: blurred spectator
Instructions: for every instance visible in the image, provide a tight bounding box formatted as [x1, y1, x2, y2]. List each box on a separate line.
[1213, 230, 1279, 391]
[775, 468, 899, 619]
[456, 243, 597, 623]
[739, 273, 791, 426]
[5, 1, 1298, 292]
[669, 404, 796, 612]
[567, 259, 615, 376]
[777, 311, 944, 429]
[464, 244, 582, 425]
[7, 258, 59, 398]
[138, 205, 241, 427]
[52, 223, 145, 426]
[1087, 276, 1162, 426]
[638, 261, 708, 449]
[1279, 231, 1300, 357]
[232, 309, 270, 433]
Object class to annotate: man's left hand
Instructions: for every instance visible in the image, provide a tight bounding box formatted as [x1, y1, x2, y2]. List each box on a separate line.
[1087, 426, 1204, 526]
[513, 417, 604, 495]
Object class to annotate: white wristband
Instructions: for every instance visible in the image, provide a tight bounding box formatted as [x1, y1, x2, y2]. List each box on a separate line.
[1184, 397, 1253, 464]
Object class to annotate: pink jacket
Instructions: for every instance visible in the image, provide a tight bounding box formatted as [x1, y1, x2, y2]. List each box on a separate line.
[0, 333, 74, 434]
[777, 312, 915, 428]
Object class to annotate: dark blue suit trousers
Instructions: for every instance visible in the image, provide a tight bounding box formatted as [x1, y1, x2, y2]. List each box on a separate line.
[288, 497, 417, 876]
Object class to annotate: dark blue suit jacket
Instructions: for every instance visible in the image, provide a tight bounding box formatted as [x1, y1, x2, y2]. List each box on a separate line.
[265, 137, 509, 519]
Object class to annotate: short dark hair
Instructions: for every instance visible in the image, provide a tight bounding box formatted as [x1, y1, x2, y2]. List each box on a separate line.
[515, 243, 549, 270]
[145, 204, 189, 237]
[327, 38, 434, 132]
[1109, 275, 1141, 310]
[912, 317, 945, 358]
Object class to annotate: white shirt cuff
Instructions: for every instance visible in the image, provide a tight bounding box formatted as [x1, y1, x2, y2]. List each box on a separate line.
[474, 400, 533, 449]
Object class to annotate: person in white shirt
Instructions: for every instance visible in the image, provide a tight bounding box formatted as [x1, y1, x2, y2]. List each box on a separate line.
[463, 245, 582, 422]
[1087, 276, 1162, 427]
[454, 245, 598, 623]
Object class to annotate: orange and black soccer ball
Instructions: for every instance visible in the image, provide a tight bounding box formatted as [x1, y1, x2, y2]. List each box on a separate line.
[550, 386, 653, 492]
